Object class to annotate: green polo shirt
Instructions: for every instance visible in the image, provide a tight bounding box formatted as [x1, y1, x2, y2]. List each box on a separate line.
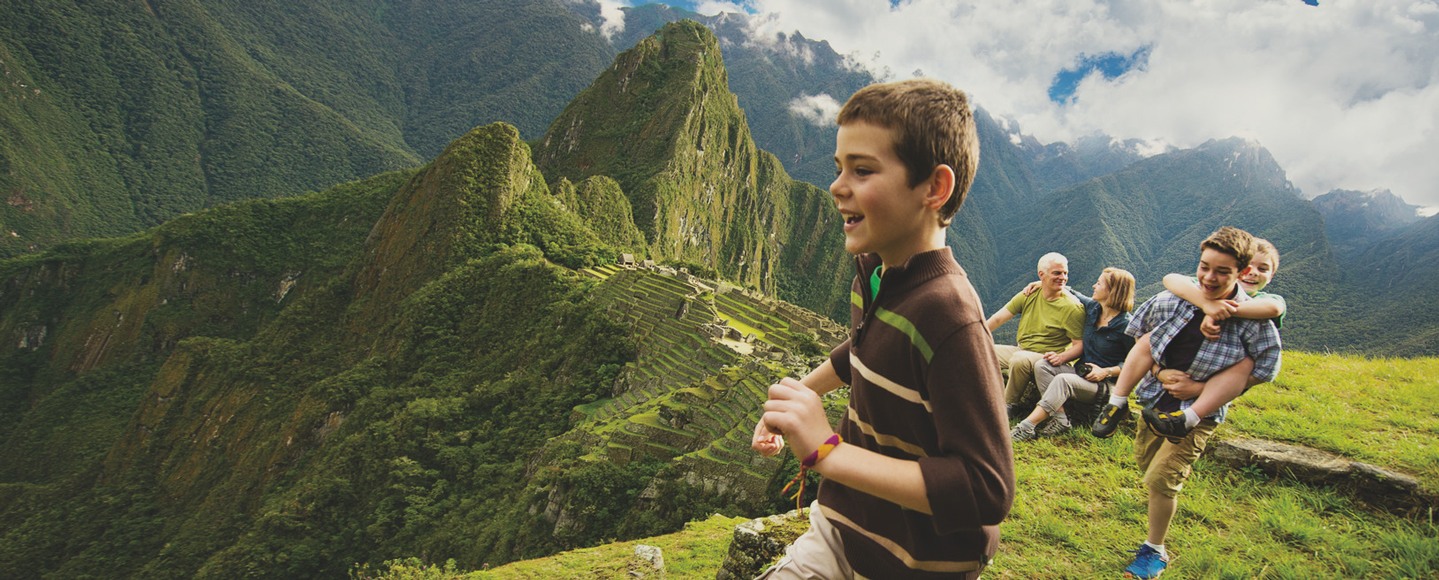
[1004, 290, 1085, 353]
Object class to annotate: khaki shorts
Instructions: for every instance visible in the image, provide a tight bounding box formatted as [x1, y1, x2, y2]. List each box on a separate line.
[759, 502, 991, 579]
[758, 501, 857, 579]
[1134, 418, 1218, 498]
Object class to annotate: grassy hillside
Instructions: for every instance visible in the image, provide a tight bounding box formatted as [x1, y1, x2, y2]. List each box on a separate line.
[371, 350, 1439, 579]
[355, 513, 757, 579]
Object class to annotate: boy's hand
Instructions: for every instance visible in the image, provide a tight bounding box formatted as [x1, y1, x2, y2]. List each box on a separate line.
[1021, 281, 1041, 296]
[1155, 368, 1187, 384]
[1201, 315, 1222, 340]
[751, 419, 785, 457]
[1158, 370, 1204, 399]
[1202, 299, 1239, 321]
[762, 378, 836, 461]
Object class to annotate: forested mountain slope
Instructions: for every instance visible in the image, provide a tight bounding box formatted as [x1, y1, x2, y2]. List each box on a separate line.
[0, 0, 614, 258]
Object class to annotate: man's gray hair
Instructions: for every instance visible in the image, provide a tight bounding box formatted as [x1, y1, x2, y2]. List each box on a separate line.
[1037, 252, 1068, 272]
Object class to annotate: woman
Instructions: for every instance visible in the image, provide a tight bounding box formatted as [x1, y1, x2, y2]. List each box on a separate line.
[1012, 267, 1136, 441]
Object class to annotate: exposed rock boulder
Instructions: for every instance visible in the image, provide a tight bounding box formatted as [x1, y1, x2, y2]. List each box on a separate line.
[716, 509, 807, 579]
[629, 544, 665, 578]
[1208, 438, 1437, 517]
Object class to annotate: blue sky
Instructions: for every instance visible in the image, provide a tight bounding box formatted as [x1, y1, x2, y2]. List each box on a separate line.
[1047, 47, 1151, 104]
[597, 0, 1439, 211]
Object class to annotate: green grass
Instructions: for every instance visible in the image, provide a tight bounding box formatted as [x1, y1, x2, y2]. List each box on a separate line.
[353, 514, 748, 579]
[1227, 351, 1439, 492]
[991, 429, 1438, 578]
[478, 515, 747, 579]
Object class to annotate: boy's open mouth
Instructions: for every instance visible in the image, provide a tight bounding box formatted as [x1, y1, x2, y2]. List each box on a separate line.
[842, 212, 865, 229]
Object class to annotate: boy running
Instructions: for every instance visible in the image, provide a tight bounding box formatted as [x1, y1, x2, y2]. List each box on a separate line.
[752, 79, 1014, 579]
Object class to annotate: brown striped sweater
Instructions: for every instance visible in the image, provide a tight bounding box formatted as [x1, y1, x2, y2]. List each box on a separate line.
[821, 248, 1015, 579]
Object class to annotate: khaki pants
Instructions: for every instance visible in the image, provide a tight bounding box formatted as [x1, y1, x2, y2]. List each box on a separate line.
[993, 344, 1044, 405]
[1134, 418, 1219, 498]
[758, 501, 857, 579]
[1034, 360, 1106, 415]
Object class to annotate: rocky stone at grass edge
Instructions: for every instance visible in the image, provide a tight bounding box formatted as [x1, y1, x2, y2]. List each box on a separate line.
[1208, 437, 1438, 517]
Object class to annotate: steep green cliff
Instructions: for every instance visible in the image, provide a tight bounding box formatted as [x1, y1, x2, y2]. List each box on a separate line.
[533, 21, 849, 313]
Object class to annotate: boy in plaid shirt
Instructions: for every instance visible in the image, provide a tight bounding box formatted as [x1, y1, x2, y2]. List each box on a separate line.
[1107, 226, 1281, 579]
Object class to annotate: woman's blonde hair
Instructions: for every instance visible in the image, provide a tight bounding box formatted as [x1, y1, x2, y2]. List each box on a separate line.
[1102, 267, 1136, 313]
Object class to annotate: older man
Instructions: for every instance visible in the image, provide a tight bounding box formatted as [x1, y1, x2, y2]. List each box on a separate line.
[985, 252, 1086, 418]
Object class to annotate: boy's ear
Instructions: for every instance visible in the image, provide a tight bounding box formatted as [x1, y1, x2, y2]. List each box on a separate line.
[923, 164, 955, 211]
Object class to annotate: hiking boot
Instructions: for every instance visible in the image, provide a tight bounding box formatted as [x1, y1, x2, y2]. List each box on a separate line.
[1091, 403, 1128, 438]
[1123, 544, 1169, 579]
[1010, 422, 1038, 442]
[1037, 414, 1072, 437]
[1142, 407, 1191, 442]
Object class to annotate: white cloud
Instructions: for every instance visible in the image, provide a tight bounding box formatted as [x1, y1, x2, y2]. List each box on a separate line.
[713, 0, 1439, 207]
[595, 0, 629, 40]
[787, 93, 842, 127]
[562, 0, 631, 40]
[693, 1, 747, 16]
[1128, 138, 1172, 159]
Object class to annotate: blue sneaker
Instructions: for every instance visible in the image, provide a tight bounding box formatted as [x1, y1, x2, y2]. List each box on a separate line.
[1124, 544, 1169, 578]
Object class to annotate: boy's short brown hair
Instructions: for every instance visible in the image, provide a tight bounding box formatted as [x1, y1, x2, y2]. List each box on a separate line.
[1200, 226, 1258, 270]
[836, 78, 979, 226]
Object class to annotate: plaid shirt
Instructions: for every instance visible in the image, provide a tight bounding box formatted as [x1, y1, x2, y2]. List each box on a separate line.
[1128, 289, 1282, 423]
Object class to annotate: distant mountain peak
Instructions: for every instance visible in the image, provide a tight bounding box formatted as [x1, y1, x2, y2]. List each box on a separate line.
[1312, 188, 1421, 251]
[1313, 188, 1416, 213]
[989, 113, 1154, 193]
[1197, 136, 1266, 153]
[1184, 137, 1296, 195]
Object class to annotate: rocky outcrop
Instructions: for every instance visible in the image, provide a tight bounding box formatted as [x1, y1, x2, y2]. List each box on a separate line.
[1209, 438, 1437, 518]
[715, 509, 807, 579]
[630, 545, 665, 578]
